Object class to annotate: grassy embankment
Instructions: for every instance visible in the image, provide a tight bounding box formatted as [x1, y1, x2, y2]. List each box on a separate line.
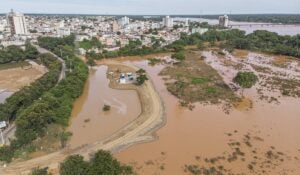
[160, 50, 239, 110]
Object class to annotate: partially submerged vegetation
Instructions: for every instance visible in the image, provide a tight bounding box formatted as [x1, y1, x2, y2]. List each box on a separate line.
[160, 51, 238, 107]
[184, 131, 292, 175]
[103, 104, 111, 111]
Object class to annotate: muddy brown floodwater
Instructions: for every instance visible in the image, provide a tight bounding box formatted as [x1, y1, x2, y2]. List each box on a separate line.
[116, 58, 300, 175]
[68, 66, 141, 149]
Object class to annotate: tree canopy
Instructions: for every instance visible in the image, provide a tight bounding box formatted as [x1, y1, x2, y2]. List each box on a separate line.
[60, 150, 133, 175]
[233, 71, 258, 89]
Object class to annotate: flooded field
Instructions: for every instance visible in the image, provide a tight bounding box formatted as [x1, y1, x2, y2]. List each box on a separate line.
[116, 52, 300, 174]
[68, 66, 141, 149]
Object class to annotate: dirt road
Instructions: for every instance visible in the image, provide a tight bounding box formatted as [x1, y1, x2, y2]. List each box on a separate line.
[0, 61, 165, 175]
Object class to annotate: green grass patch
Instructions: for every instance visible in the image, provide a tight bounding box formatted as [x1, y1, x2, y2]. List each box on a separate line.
[191, 77, 209, 85]
[206, 86, 218, 94]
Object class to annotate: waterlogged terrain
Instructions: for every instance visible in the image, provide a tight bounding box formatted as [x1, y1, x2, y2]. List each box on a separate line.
[68, 66, 141, 148]
[116, 52, 300, 175]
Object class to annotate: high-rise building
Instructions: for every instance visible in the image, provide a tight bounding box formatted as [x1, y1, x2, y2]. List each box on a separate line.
[7, 9, 28, 35]
[163, 16, 173, 28]
[111, 20, 119, 32]
[185, 18, 190, 27]
[119, 16, 130, 26]
[219, 15, 229, 27]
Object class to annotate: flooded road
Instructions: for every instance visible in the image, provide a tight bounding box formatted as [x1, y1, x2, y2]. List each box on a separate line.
[116, 58, 300, 174]
[68, 66, 141, 149]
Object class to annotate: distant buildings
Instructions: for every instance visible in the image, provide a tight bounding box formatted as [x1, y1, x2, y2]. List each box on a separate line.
[7, 9, 28, 35]
[119, 16, 130, 27]
[219, 15, 229, 28]
[163, 16, 173, 28]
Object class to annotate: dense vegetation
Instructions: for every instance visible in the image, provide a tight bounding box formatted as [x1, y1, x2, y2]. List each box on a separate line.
[86, 39, 166, 60]
[79, 37, 103, 50]
[29, 150, 133, 175]
[59, 150, 133, 175]
[0, 54, 61, 122]
[0, 34, 88, 162]
[169, 29, 300, 58]
[0, 42, 39, 64]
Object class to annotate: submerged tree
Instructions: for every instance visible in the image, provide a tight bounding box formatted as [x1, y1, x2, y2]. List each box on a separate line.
[233, 71, 258, 95]
[136, 69, 148, 85]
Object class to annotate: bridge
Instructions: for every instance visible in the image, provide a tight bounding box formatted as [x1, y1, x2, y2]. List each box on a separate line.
[228, 23, 300, 28]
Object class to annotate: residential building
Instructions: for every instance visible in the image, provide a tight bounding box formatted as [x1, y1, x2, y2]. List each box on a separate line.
[219, 15, 229, 27]
[163, 16, 173, 28]
[7, 9, 28, 35]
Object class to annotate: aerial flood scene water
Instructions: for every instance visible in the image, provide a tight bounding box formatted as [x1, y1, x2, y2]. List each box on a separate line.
[68, 66, 141, 148]
[0, 2, 300, 174]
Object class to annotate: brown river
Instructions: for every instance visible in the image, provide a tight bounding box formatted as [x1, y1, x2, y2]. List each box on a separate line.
[115, 58, 300, 174]
[67, 54, 300, 174]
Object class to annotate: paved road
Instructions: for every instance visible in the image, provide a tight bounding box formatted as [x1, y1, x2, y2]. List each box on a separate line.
[31, 43, 66, 82]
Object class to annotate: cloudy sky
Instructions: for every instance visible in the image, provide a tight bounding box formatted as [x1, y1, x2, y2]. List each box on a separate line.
[0, 0, 299, 14]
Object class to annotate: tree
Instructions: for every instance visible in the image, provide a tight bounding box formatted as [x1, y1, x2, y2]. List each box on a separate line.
[60, 155, 88, 175]
[60, 150, 133, 175]
[136, 69, 148, 85]
[60, 131, 72, 148]
[233, 71, 258, 95]
[86, 150, 133, 175]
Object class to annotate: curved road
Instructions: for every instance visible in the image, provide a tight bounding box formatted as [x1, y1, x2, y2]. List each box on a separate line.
[31, 43, 66, 82]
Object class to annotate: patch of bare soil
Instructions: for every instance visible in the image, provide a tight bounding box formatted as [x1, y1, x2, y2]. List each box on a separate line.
[0, 62, 46, 91]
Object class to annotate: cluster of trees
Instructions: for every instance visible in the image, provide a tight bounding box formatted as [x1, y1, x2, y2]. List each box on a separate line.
[167, 29, 300, 58]
[0, 35, 88, 162]
[79, 37, 103, 50]
[30, 150, 133, 175]
[0, 53, 62, 162]
[86, 39, 166, 61]
[0, 42, 39, 64]
[136, 69, 148, 85]
[0, 53, 61, 122]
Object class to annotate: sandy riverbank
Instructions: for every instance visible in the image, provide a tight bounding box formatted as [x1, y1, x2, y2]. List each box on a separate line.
[0, 61, 165, 175]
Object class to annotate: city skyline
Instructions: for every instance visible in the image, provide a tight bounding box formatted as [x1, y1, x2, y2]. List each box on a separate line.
[0, 0, 299, 15]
